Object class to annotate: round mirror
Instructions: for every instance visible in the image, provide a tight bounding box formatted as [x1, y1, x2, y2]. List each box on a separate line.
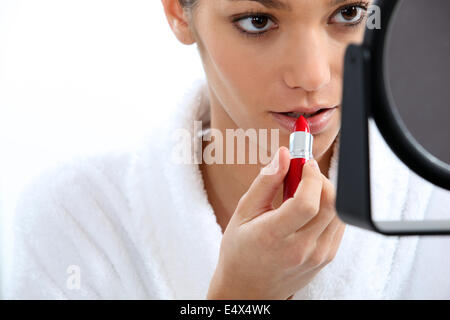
[336, 0, 450, 235]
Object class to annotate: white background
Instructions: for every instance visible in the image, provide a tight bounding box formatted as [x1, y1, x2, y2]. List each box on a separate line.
[0, 0, 205, 296]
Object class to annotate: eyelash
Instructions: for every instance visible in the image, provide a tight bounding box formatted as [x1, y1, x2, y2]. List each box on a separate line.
[231, 1, 370, 39]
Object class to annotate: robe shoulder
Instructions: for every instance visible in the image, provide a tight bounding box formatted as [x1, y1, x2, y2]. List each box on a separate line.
[5, 150, 155, 299]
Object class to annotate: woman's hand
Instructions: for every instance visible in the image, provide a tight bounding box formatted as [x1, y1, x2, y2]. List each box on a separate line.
[207, 147, 346, 300]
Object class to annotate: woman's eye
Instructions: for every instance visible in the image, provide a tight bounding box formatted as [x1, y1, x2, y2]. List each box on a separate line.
[235, 15, 275, 34]
[330, 5, 366, 25]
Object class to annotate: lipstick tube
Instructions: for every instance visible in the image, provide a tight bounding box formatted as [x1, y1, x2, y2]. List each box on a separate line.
[283, 116, 314, 202]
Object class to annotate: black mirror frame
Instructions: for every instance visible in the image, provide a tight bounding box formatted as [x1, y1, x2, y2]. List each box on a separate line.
[336, 0, 450, 236]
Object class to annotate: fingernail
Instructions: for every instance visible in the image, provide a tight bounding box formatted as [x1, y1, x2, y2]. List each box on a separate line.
[261, 149, 280, 176]
[308, 159, 320, 171]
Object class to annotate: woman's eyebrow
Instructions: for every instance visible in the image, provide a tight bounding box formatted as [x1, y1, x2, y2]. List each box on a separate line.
[329, 0, 363, 6]
[227, 0, 292, 11]
[227, 0, 360, 11]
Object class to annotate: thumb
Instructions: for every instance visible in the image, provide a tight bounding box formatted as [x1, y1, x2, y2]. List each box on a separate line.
[235, 147, 290, 222]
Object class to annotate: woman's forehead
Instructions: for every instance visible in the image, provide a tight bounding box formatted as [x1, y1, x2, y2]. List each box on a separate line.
[221, 0, 370, 10]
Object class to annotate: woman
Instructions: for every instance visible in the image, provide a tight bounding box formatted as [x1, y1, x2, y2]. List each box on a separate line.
[6, 0, 450, 299]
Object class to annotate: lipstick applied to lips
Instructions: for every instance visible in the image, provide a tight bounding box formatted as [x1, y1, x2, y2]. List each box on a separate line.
[283, 115, 314, 202]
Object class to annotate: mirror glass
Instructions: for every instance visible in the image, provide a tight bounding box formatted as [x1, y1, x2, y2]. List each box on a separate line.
[371, 0, 450, 229]
[385, 0, 450, 166]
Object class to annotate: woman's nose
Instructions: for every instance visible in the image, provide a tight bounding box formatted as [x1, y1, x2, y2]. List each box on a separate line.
[283, 29, 331, 92]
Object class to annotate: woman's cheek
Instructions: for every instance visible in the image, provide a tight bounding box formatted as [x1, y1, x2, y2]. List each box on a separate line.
[206, 36, 270, 121]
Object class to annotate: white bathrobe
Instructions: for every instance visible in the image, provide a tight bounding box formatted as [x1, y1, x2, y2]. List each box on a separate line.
[5, 79, 450, 299]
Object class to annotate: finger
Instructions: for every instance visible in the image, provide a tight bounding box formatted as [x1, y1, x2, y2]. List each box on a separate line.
[298, 175, 337, 237]
[293, 159, 323, 200]
[235, 147, 290, 223]
[289, 216, 343, 274]
[305, 215, 341, 268]
[264, 159, 323, 238]
[326, 220, 346, 262]
[319, 174, 337, 212]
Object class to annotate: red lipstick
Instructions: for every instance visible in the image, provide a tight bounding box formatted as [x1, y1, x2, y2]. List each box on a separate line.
[283, 116, 314, 202]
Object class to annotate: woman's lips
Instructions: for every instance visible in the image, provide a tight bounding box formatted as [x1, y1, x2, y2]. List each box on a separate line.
[270, 107, 338, 134]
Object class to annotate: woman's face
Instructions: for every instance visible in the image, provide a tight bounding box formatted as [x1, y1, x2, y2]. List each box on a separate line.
[189, 0, 370, 160]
